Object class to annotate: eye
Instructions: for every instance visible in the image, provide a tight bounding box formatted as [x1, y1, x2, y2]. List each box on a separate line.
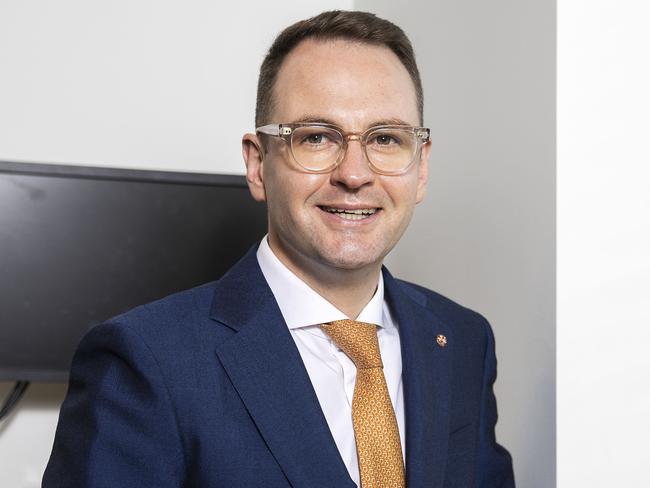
[375, 134, 397, 145]
[304, 133, 330, 145]
[293, 127, 340, 150]
[369, 132, 403, 147]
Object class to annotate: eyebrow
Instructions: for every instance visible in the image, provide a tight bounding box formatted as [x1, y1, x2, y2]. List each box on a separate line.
[369, 117, 415, 127]
[292, 115, 339, 125]
[290, 115, 417, 128]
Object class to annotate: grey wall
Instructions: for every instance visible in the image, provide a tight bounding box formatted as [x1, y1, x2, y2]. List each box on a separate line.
[356, 1, 556, 486]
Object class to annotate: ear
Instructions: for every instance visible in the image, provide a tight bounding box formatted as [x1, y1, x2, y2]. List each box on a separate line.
[415, 141, 431, 204]
[242, 133, 267, 202]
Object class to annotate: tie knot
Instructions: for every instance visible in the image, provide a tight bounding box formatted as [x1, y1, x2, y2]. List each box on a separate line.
[321, 319, 383, 369]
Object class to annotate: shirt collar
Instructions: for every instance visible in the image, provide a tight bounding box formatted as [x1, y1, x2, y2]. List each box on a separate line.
[256, 236, 386, 330]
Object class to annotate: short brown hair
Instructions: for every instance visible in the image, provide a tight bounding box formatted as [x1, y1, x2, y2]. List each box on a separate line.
[255, 10, 424, 127]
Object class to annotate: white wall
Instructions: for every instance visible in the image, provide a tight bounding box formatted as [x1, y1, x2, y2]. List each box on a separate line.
[557, 1, 650, 486]
[0, 2, 353, 486]
[358, 1, 556, 486]
[0, 0, 349, 175]
[0, 384, 64, 485]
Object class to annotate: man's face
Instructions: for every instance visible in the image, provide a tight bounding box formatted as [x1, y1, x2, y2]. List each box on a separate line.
[244, 39, 430, 277]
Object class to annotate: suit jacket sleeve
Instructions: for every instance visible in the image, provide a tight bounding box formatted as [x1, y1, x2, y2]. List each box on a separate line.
[42, 322, 186, 487]
[475, 317, 515, 487]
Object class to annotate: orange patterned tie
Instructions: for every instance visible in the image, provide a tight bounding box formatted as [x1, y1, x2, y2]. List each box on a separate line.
[321, 319, 405, 488]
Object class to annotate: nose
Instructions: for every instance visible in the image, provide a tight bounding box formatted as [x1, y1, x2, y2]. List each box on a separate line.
[329, 137, 375, 190]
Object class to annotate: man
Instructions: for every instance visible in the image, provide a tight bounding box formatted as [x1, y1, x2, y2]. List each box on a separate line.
[44, 10, 514, 488]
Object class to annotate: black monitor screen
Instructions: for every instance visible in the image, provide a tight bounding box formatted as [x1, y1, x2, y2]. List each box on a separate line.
[0, 161, 267, 382]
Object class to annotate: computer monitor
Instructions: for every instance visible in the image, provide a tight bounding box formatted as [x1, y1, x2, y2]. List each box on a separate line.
[0, 161, 267, 382]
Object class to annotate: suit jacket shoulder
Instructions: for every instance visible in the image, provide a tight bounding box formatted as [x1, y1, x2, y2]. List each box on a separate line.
[392, 277, 495, 358]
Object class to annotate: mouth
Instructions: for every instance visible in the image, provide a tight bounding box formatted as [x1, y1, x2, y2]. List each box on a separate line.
[318, 206, 380, 221]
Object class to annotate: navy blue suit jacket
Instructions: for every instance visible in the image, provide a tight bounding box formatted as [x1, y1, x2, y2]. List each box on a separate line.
[43, 246, 514, 487]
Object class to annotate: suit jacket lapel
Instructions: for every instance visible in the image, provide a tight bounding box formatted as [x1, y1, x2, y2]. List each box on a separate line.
[210, 248, 356, 488]
[383, 268, 452, 488]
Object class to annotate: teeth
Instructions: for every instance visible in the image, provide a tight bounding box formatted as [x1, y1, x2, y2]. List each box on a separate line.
[338, 213, 367, 220]
[322, 207, 377, 220]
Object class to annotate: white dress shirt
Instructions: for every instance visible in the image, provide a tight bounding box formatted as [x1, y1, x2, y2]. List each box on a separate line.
[256, 237, 405, 487]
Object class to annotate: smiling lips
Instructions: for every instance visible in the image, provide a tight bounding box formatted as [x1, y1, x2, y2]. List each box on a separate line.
[319, 206, 379, 221]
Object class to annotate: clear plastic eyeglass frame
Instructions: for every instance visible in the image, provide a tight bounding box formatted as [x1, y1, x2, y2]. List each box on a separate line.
[256, 122, 431, 176]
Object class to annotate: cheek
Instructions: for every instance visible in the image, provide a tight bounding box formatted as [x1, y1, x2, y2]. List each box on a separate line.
[381, 180, 420, 235]
[384, 177, 420, 209]
[264, 166, 325, 221]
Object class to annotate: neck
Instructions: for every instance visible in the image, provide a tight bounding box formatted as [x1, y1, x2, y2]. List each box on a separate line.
[267, 238, 382, 319]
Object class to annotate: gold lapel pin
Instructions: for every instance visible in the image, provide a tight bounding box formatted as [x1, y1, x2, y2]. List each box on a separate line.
[436, 334, 447, 347]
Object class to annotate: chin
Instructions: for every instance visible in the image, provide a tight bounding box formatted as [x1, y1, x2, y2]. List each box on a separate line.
[317, 245, 385, 271]
[329, 259, 376, 271]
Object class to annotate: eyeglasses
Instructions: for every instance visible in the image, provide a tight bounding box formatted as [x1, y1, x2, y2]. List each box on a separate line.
[256, 123, 430, 176]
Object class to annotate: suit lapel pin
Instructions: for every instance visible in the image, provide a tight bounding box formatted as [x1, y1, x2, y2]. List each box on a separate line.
[436, 334, 447, 347]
